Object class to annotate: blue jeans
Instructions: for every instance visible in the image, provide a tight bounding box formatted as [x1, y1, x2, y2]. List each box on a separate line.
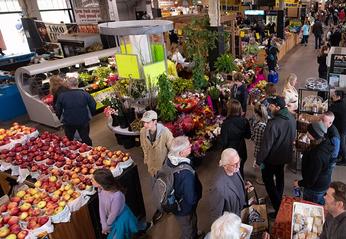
[328, 162, 336, 182]
[303, 188, 326, 205]
[302, 35, 309, 45]
[314, 34, 322, 49]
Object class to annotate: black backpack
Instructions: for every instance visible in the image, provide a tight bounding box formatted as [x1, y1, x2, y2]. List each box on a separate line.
[153, 160, 195, 213]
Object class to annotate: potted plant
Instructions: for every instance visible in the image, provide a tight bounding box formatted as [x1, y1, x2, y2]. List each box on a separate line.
[157, 74, 176, 122]
[214, 53, 238, 78]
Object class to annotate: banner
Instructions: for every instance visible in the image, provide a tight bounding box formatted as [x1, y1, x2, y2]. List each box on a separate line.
[75, 8, 102, 24]
[35, 21, 76, 43]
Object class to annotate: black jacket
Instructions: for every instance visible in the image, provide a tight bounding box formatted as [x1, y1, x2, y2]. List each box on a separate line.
[312, 20, 323, 36]
[221, 116, 251, 160]
[298, 139, 334, 192]
[256, 108, 296, 165]
[55, 89, 96, 126]
[331, 31, 342, 47]
[330, 99, 346, 134]
[317, 54, 328, 79]
[53, 86, 69, 111]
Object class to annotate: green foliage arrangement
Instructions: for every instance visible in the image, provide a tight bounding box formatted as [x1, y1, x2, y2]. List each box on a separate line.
[208, 86, 220, 101]
[157, 74, 177, 122]
[170, 78, 194, 95]
[92, 66, 112, 80]
[183, 17, 217, 89]
[214, 54, 238, 73]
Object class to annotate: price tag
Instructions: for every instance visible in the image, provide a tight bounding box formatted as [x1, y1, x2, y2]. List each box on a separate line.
[84, 57, 100, 66]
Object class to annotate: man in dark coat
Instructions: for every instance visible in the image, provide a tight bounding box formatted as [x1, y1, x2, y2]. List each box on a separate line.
[321, 181, 346, 239]
[296, 122, 333, 205]
[312, 18, 324, 49]
[330, 91, 346, 165]
[256, 96, 296, 214]
[55, 77, 96, 145]
[210, 148, 246, 222]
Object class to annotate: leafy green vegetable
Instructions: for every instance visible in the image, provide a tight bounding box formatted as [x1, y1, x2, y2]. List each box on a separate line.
[157, 74, 176, 122]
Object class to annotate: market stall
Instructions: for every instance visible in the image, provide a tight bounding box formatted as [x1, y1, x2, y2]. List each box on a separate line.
[0, 123, 145, 239]
[15, 48, 120, 128]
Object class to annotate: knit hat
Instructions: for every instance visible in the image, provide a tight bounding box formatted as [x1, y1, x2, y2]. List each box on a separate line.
[307, 121, 327, 140]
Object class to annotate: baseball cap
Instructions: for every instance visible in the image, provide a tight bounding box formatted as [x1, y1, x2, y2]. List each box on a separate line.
[267, 96, 286, 109]
[141, 110, 158, 122]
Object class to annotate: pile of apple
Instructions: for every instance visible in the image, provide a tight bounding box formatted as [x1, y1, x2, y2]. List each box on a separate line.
[33, 176, 81, 210]
[0, 123, 37, 146]
[0, 189, 51, 238]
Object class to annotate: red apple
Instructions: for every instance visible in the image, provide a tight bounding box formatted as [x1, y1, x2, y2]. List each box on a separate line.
[9, 224, 20, 234]
[7, 216, 19, 226]
[17, 230, 28, 239]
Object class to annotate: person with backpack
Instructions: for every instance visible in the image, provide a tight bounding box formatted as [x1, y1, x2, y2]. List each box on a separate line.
[140, 110, 174, 223]
[210, 148, 246, 222]
[156, 136, 202, 239]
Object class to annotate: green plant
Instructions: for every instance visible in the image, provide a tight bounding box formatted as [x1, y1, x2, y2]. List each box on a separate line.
[214, 54, 238, 73]
[128, 78, 147, 99]
[92, 66, 112, 80]
[157, 74, 176, 122]
[208, 86, 220, 100]
[170, 78, 194, 95]
[183, 17, 218, 89]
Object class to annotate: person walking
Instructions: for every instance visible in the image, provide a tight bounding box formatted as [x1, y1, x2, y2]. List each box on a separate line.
[140, 110, 174, 223]
[55, 77, 96, 146]
[220, 100, 251, 177]
[320, 181, 346, 239]
[329, 91, 346, 166]
[301, 20, 310, 46]
[312, 18, 323, 49]
[294, 122, 333, 205]
[167, 136, 202, 239]
[256, 96, 296, 215]
[210, 148, 246, 221]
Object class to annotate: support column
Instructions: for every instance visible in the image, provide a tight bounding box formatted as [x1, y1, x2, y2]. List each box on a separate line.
[279, 0, 285, 10]
[18, 0, 41, 20]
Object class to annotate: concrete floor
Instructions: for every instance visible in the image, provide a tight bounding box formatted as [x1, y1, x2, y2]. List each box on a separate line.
[1, 36, 346, 238]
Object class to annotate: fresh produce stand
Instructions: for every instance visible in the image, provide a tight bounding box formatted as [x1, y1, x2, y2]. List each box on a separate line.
[0, 123, 145, 239]
[14, 48, 119, 128]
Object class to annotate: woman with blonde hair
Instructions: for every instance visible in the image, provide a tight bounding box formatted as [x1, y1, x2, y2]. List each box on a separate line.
[49, 75, 69, 110]
[282, 73, 298, 112]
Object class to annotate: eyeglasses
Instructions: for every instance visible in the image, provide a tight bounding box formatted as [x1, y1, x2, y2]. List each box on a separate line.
[223, 161, 240, 168]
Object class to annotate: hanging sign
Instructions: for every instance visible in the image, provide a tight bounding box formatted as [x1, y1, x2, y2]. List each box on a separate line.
[74, 8, 102, 24]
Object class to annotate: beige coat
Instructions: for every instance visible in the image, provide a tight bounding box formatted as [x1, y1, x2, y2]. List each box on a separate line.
[140, 123, 173, 176]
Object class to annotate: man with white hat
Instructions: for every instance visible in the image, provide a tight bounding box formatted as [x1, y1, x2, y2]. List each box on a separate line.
[140, 110, 173, 223]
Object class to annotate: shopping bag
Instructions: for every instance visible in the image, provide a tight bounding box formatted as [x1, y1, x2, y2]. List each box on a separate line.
[241, 204, 269, 233]
[268, 70, 279, 84]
